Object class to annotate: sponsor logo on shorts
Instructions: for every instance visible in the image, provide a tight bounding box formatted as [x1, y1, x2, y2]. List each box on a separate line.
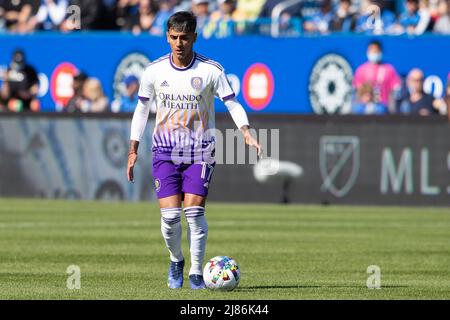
[154, 179, 161, 192]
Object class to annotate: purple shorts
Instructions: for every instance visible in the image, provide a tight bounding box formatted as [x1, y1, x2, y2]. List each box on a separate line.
[152, 158, 215, 199]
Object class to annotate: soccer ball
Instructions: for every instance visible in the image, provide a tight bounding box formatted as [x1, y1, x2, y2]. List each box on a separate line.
[203, 256, 240, 291]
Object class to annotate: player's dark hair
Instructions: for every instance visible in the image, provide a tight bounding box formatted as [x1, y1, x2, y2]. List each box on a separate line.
[368, 40, 383, 51]
[167, 11, 197, 33]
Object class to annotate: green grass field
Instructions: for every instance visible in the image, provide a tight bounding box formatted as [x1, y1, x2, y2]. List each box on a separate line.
[0, 198, 449, 300]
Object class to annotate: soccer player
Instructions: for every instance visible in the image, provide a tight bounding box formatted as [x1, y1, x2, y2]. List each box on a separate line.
[126, 11, 262, 289]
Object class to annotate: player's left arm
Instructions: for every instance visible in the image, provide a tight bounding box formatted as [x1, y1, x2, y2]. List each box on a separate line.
[223, 97, 263, 158]
[214, 67, 263, 157]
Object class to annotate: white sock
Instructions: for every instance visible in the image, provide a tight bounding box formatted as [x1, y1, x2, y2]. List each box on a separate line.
[184, 206, 208, 276]
[160, 207, 184, 262]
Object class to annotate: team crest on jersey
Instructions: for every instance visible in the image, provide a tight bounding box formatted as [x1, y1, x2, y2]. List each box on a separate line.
[154, 179, 161, 192]
[191, 77, 203, 91]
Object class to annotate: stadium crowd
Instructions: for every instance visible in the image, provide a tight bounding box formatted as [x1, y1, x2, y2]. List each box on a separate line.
[0, 0, 450, 36]
[351, 40, 450, 116]
[0, 0, 449, 117]
[1, 43, 449, 116]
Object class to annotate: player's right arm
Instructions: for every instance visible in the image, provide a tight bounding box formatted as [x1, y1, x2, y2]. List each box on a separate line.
[127, 68, 155, 183]
[127, 98, 152, 182]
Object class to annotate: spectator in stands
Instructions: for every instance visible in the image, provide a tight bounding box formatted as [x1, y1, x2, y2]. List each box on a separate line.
[233, 0, 266, 21]
[2, 0, 39, 33]
[398, 68, 438, 115]
[116, 0, 139, 30]
[398, 0, 431, 34]
[60, 0, 101, 31]
[203, 0, 237, 38]
[352, 83, 389, 114]
[111, 75, 139, 113]
[432, 73, 450, 117]
[0, 1, 6, 32]
[209, 0, 237, 22]
[258, 0, 302, 20]
[150, 0, 177, 35]
[97, 0, 119, 30]
[427, 0, 444, 24]
[258, 0, 303, 35]
[303, 0, 334, 34]
[126, 0, 158, 34]
[433, 0, 450, 33]
[0, 49, 40, 112]
[29, 0, 68, 31]
[65, 71, 88, 113]
[330, 0, 358, 32]
[193, 0, 211, 31]
[79, 77, 109, 112]
[173, 0, 192, 12]
[0, 96, 5, 112]
[353, 40, 401, 113]
[355, 0, 397, 34]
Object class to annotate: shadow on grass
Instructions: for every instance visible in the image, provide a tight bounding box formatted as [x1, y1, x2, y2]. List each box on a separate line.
[237, 285, 407, 291]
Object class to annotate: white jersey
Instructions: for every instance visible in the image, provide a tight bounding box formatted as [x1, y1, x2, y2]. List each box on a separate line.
[138, 52, 235, 162]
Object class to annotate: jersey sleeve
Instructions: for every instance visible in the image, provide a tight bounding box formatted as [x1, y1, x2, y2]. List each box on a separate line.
[214, 69, 235, 102]
[137, 67, 155, 101]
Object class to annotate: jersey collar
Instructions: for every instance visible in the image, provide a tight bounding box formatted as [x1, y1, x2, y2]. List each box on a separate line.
[169, 52, 196, 71]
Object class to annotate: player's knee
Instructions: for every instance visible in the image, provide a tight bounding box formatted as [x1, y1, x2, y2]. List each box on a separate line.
[184, 206, 208, 237]
[160, 207, 182, 226]
[183, 194, 206, 207]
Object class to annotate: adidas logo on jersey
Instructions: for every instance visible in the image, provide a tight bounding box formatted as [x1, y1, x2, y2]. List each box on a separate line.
[160, 80, 169, 87]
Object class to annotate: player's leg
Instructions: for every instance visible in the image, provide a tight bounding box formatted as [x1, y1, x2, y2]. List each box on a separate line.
[182, 162, 215, 289]
[153, 159, 184, 288]
[159, 194, 183, 263]
[183, 193, 208, 289]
